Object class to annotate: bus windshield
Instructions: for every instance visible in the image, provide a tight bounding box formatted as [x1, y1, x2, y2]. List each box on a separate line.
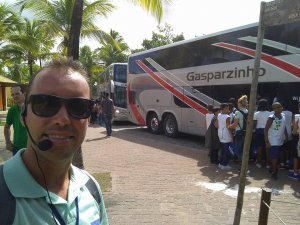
[114, 64, 127, 83]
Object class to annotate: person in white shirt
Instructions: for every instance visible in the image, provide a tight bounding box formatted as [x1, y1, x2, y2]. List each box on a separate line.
[217, 103, 233, 170]
[290, 103, 300, 180]
[281, 105, 293, 169]
[253, 99, 271, 168]
[264, 102, 288, 180]
[205, 104, 214, 130]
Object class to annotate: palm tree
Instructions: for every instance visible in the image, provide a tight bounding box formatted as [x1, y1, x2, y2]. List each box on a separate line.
[68, 0, 83, 59]
[0, 18, 55, 78]
[96, 29, 129, 66]
[16, 0, 115, 55]
[16, 0, 171, 55]
[0, 3, 22, 45]
[70, 0, 170, 168]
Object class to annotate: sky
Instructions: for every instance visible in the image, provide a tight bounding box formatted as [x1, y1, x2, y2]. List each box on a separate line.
[95, 0, 273, 49]
[1, 0, 272, 50]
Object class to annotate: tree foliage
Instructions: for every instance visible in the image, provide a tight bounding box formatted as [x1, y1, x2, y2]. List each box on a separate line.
[95, 29, 129, 66]
[0, 0, 174, 85]
[16, 0, 115, 55]
[138, 23, 184, 51]
[0, 17, 55, 79]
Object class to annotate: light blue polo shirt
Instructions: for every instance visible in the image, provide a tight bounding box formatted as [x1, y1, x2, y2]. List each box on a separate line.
[234, 108, 248, 131]
[3, 149, 109, 225]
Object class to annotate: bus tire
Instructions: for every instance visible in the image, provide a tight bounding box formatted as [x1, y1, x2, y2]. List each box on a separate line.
[147, 113, 162, 134]
[163, 114, 178, 138]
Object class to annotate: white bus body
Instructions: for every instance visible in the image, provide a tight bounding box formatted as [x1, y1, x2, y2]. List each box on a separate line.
[127, 22, 300, 137]
[98, 63, 129, 121]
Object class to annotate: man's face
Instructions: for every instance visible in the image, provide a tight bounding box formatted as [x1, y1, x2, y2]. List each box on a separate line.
[26, 68, 90, 161]
[272, 104, 283, 114]
[223, 106, 229, 114]
[11, 86, 24, 104]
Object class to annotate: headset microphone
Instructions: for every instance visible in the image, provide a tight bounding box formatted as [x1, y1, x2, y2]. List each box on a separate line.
[37, 139, 54, 151]
[24, 123, 54, 151]
[22, 105, 53, 151]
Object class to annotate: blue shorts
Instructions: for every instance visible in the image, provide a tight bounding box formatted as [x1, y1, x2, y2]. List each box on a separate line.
[254, 128, 265, 147]
[269, 146, 282, 160]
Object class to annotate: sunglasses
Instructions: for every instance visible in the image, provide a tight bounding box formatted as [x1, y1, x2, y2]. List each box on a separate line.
[28, 94, 94, 119]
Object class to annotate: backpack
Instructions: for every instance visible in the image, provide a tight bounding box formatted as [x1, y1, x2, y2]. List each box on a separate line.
[238, 110, 248, 132]
[234, 110, 248, 140]
[0, 164, 101, 225]
[205, 116, 221, 149]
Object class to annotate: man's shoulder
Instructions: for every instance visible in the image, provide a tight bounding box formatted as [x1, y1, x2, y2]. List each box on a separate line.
[235, 110, 242, 118]
[7, 105, 20, 116]
[71, 166, 102, 205]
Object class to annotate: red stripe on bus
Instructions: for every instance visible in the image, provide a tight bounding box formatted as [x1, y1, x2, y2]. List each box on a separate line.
[127, 82, 146, 125]
[136, 60, 208, 115]
[214, 42, 300, 79]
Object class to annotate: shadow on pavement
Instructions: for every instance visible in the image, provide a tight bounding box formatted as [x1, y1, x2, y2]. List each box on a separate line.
[100, 122, 300, 201]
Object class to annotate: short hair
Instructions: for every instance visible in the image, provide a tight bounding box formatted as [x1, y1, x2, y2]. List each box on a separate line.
[228, 98, 236, 105]
[220, 103, 229, 110]
[272, 102, 282, 108]
[26, 57, 88, 97]
[238, 95, 248, 108]
[207, 104, 214, 112]
[11, 84, 24, 93]
[212, 107, 220, 113]
[257, 99, 268, 111]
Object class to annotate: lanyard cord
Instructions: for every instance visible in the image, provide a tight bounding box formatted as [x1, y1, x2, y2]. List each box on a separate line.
[33, 150, 79, 225]
[33, 149, 59, 225]
[48, 197, 79, 225]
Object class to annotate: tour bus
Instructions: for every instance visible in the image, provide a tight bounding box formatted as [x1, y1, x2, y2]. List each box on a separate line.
[98, 63, 129, 121]
[127, 21, 300, 137]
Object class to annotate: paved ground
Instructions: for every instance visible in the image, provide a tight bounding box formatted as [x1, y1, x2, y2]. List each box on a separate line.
[1, 121, 300, 225]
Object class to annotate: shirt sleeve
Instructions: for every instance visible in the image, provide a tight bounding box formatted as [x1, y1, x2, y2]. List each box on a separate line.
[5, 108, 13, 125]
[99, 188, 109, 225]
[253, 112, 258, 121]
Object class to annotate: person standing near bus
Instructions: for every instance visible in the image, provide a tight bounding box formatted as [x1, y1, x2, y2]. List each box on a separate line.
[101, 92, 115, 136]
[205, 104, 214, 130]
[4, 85, 28, 155]
[289, 103, 300, 180]
[217, 103, 232, 170]
[264, 102, 288, 180]
[253, 99, 271, 168]
[281, 104, 293, 169]
[228, 95, 248, 163]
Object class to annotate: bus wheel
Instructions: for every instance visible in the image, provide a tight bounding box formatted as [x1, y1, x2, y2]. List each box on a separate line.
[163, 114, 178, 138]
[147, 113, 162, 134]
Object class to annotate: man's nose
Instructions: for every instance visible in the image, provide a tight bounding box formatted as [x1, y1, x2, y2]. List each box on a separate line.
[53, 104, 71, 126]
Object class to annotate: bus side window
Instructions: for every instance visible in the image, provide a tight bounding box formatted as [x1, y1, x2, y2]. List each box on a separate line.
[129, 91, 136, 104]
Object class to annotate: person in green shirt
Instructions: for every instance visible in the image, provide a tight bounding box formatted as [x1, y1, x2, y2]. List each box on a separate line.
[4, 85, 27, 155]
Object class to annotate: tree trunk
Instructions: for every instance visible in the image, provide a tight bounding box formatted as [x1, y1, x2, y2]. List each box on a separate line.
[67, 0, 83, 60]
[69, 0, 84, 168]
[28, 60, 33, 78]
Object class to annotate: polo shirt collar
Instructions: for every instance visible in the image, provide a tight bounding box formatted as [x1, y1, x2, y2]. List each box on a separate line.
[4, 149, 89, 201]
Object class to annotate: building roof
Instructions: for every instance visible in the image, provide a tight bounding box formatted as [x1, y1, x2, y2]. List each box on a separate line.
[0, 75, 17, 84]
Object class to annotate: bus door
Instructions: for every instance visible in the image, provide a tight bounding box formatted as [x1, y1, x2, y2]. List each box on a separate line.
[179, 86, 206, 136]
[257, 82, 280, 108]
